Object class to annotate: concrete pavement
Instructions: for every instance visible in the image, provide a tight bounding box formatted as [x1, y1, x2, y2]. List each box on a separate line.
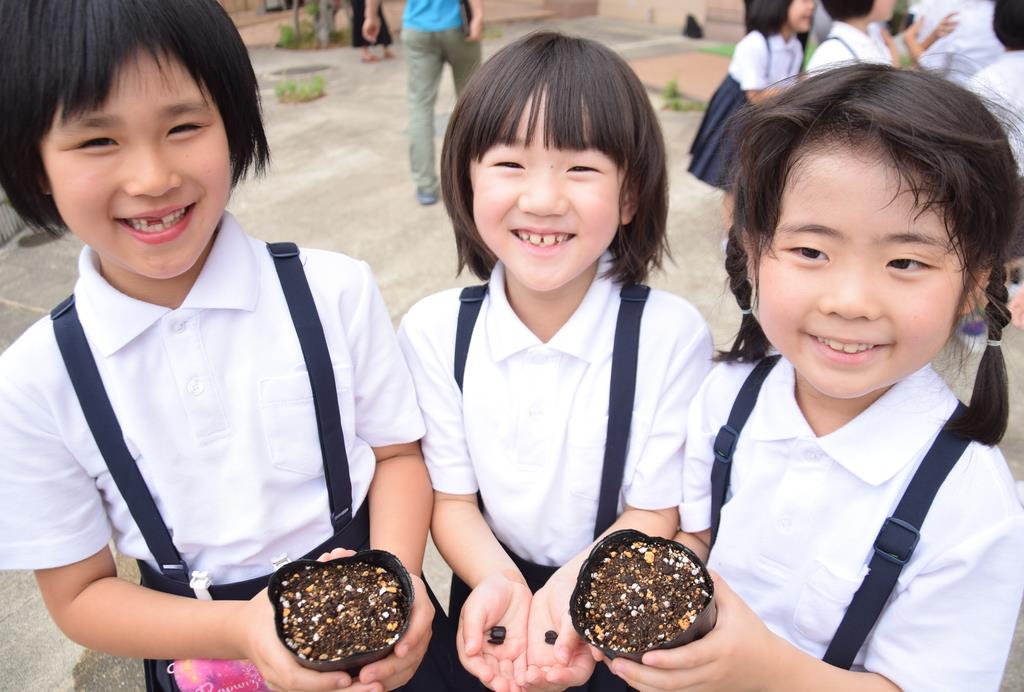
[0, 14, 1021, 691]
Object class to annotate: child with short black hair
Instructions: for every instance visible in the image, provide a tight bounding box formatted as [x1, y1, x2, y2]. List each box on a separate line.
[807, 0, 899, 70]
[0, 1, 446, 690]
[399, 31, 713, 691]
[612, 63, 1024, 691]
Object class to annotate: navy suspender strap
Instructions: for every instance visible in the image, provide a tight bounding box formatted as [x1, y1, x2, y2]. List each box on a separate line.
[51, 296, 190, 584]
[822, 35, 857, 60]
[267, 242, 352, 530]
[455, 284, 488, 392]
[709, 358, 971, 668]
[50, 243, 359, 588]
[709, 355, 780, 549]
[453, 283, 650, 539]
[822, 402, 970, 669]
[593, 284, 650, 538]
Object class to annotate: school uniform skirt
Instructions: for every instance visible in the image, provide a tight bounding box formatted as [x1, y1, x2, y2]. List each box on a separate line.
[688, 74, 748, 189]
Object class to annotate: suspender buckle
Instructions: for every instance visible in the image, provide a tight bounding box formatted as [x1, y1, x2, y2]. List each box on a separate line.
[713, 425, 740, 463]
[873, 517, 920, 565]
[271, 553, 291, 571]
[331, 507, 351, 527]
[267, 242, 300, 259]
[189, 570, 214, 600]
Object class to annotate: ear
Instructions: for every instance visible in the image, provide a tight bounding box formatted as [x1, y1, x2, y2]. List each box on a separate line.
[619, 191, 637, 226]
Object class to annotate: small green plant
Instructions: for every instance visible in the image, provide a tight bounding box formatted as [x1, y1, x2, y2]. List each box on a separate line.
[662, 79, 682, 100]
[276, 17, 348, 49]
[275, 74, 326, 103]
[660, 79, 704, 112]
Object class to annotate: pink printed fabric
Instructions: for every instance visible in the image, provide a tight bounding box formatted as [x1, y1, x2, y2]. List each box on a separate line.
[170, 658, 271, 692]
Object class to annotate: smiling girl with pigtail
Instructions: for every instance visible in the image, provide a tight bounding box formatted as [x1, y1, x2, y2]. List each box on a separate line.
[612, 63, 1024, 692]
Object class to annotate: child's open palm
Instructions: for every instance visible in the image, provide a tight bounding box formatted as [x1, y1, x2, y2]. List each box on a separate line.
[458, 572, 533, 692]
[523, 572, 596, 690]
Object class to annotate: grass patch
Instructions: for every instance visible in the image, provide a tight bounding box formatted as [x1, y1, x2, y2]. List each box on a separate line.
[276, 75, 326, 103]
[661, 79, 706, 112]
[698, 43, 735, 59]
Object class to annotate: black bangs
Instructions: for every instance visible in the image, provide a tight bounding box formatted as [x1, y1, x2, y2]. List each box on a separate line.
[0, 0, 269, 233]
[460, 32, 641, 170]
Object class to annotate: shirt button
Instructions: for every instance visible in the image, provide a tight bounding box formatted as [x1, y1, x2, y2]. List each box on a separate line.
[173, 321, 187, 333]
[187, 378, 205, 396]
[803, 447, 823, 462]
[779, 515, 794, 532]
[528, 405, 543, 417]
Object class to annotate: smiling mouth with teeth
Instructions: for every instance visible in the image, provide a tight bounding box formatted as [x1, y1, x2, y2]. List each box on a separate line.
[123, 205, 190, 233]
[513, 230, 571, 247]
[816, 336, 875, 354]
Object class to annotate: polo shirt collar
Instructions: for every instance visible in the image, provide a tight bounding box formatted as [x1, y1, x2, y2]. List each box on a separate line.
[745, 358, 958, 485]
[75, 212, 260, 357]
[485, 254, 617, 363]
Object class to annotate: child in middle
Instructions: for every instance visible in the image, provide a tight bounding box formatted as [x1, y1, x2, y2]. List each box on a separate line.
[807, 0, 900, 72]
[398, 31, 714, 692]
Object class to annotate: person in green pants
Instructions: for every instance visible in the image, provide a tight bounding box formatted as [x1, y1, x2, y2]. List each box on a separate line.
[364, 0, 483, 205]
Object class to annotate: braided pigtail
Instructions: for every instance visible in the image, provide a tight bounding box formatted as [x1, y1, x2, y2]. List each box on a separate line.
[717, 229, 772, 363]
[948, 265, 1011, 445]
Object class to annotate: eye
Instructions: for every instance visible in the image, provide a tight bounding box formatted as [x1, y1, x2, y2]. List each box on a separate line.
[169, 123, 201, 135]
[796, 247, 826, 260]
[568, 165, 598, 173]
[495, 161, 523, 169]
[78, 137, 116, 149]
[888, 258, 926, 270]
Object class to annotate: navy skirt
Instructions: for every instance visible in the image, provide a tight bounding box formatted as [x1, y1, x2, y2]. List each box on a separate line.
[688, 74, 748, 189]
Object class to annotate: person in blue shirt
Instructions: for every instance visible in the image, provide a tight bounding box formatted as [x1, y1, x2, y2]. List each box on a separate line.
[363, 0, 483, 206]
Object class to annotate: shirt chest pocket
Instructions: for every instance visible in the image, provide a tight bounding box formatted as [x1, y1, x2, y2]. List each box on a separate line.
[792, 560, 869, 649]
[566, 412, 651, 500]
[258, 365, 355, 477]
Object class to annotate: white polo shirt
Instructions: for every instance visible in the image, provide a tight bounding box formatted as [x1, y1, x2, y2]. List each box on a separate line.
[0, 213, 425, 583]
[915, 0, 1001, 85]
[728, 30, 805, 92]
[398, 259, 713, 566]
[680, 359, 1024, 690]
[806, 21, 891, 73]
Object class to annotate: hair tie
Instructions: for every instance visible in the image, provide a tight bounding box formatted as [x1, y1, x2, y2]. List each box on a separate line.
[740, 308, 753, 316]
[986, 339, 1002, 348]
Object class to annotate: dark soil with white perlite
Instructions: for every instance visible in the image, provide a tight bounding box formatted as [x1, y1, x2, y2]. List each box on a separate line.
[570, 530, 716, 661]
[269, 550, 413, 672]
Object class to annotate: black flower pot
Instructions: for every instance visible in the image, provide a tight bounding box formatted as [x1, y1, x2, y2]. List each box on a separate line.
[570, 529, 717, 662]
[268, 549, 414, 672]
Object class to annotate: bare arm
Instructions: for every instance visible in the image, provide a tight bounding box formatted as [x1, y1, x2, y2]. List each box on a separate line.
[368, 441, 432, 574]
[35, 547, 245, 659]
[363, 0, 382, 43]
[465, 0, 484, 41]
[431, 491, 524, 588]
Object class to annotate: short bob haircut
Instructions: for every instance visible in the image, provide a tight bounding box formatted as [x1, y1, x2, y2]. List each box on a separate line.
[722, 63, 1019, 445]
[0, 0, 269, 234]
[440, 31, 668, 286]
[820, 0, 873, 21]
[746, 0, 794, 36]
[994, 0, 1024, 50]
